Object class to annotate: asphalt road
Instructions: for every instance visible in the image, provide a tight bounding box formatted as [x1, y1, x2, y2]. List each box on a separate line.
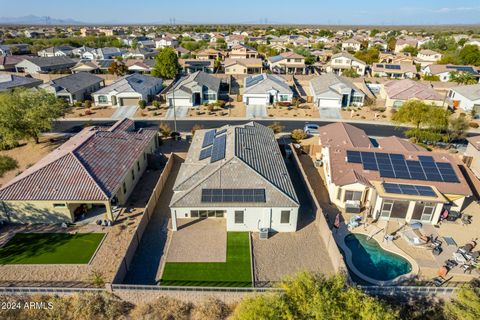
[52, 118, 480, 139]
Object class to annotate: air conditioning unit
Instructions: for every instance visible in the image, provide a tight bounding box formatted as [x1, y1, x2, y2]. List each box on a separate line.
[345, 200, 361, 213]
[259, 228, 269, 240]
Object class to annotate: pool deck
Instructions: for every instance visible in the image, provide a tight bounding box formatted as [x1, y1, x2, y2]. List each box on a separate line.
[334, 220, 420, 286]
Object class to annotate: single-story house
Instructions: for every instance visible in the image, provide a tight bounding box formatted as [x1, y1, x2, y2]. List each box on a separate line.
[40, 72, 104, 104]
[93, 74, 163, 107]
[316, 122, 471, 224]
[379, 79, 445, 108]
[37, 45, 75, 57]
[0, 55, 27, 71]
[179, 59, 215, 74]
[447, 84, 480, 112]
[82, 47, 127, 60]
[170, 122, 299, 232]
[127, 60, 155, 74]
[0, 119, 159, 224]
[0, 44, 30, 55]
[325, 52, 366, 76]
[15, 56, 76, 74]
[122, 48, 157, 60]
[224, 58, 262, 75]
[71, 59, 116, 74]
[465, 136, 480, 180]
[0, 74, 43, 92]
[166, 71, 220, 107]
[309, 73, 365, 108]
[422, 64, 480, 83]
[372, 63, 417, 79]
[243, 73, 293, 106]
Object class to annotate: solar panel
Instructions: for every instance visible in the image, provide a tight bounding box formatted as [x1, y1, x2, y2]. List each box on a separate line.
[201, 189, 266, 203]
[202, 129, 216, 148]
[383, 183, 436, 197]
[346, 151, 459, 183]
[385, 64, 401, 70]
[199, 146, 212, 160]
[210, 134, 226, 163]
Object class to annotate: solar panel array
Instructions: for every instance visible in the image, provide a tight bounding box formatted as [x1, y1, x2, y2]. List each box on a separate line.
[346, 151, 459, 183]
[201, 188, 266, 203]
[446, 65, 477, 74]
[383, 183, 437, 197]
[211, 134, 226, 163]
[199, 146, 212, 160]
[202, 129, 216, 148]
[385, 64, 401, 70]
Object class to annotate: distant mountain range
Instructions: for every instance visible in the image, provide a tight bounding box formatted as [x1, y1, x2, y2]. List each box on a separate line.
[0, 15, 84, 25]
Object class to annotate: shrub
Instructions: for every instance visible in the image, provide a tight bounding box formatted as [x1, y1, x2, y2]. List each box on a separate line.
[131, 296, 191, 320]
[84, 100, 92, 109]
[191, 297, 231, 320]
[138, 99, 147, 109]
[159, 123, 172, 137]
[90, 270, 105, 288]
[153, 100, 160, 109]
[469, 122, 479, 128]
[84, 109, 93, 116]
[291, 129, 307, 142]
[207, 104, 215, 112]
[74, 101, 83, 108]
[0, 155, 18, 177]
[70, 292, 130, 320]
[268, 122, 284, 134]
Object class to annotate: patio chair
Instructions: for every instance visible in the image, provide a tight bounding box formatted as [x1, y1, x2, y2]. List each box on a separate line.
[461, 214, 472, 226]
[454, 252, 468, 264]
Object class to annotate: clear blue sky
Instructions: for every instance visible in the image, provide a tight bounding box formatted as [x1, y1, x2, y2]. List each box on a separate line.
[2, 0, 480, 25]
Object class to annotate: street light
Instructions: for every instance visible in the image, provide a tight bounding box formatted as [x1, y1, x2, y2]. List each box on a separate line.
[172, 79, 177, 133]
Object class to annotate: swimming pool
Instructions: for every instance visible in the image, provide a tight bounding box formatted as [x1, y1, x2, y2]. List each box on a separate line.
[344, 233, 412, 281]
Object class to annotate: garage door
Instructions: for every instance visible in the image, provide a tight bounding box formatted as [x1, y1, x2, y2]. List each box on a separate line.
[318, 98, 341, 108]
[247, 97, 267, 106]
[172, 98, 192, 107]
[120, 97, 140, 106]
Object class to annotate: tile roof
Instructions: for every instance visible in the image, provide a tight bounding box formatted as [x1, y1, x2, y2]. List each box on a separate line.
[94, 73, 162, 95]
[0, 74, 42, 92]
[169, 71, 221, 95]
[319, 122, 372, 149]
[310, 73, 363, 97]
[0, 119, 157, 201]
[45, 72, 103, 94]
[224, 58, 262, 68]
[21, 56, 76, 68]
[244, 73, 292, 95]
[383, 79, 443, 101]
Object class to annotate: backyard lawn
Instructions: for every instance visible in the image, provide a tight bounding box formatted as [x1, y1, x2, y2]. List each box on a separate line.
[161, 232, 252, 287]
[0, 233, 104, 264]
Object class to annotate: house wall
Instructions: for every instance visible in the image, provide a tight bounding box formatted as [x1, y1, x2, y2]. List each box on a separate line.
[372, 195, 445, 224]
[225, 64, 247, 75]
[172, 206, 298, 232]
[15, 60, 41, 74]
[449, 90, 480, 112]
[465, 143, 480, 179]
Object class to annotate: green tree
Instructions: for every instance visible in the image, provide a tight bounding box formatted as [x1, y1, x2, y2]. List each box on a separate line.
[370, 29, 381, 37]
[458, 44, 480, 66]
[342, 68, 360, 78]
[355, 48, 380, 65]
[447, 114, 469, 142]
[444, 284, 480, 320]
[401, 45, 419, 56]
[232, 273, 397, 320]
[152, 47, 180, 79]
[449, 71, 478, 85]
[0, 89, 65, 145]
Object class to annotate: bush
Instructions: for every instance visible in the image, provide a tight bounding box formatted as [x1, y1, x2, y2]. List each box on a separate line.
[268, 122, 284, 134]
[0, 155, 18, 177]
[159, 123, 172, 137]
[153, 100, 160, 109]
[191, 297, 231, 320]
[207, 104, 215, 112]
[74, 101, 83, 108]
[291, 129, 307, 142]
[84, 100, 92, 109]
[84, 109, 93, 116]
[469, 122, 479, 128]
[131, 296, 191, 320]
[138, 99, 147, 109]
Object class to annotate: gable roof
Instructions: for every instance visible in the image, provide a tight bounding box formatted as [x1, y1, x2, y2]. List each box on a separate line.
[331, 52, 366, 65]
[0, 74, 42, 92]
[319, 122, 372, 149]
[94, 73, 162, 95]
[451, 84, 480, 101]
[0, 119, 157, 201]
[310, 73, 364, 97]
[244, 73, 292, 95]
[169, 71, 221, 95]
[45, 72, 103, 94]
[19, 56, 76, 68]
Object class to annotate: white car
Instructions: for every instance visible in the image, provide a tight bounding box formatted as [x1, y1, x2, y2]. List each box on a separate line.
[304, 123, 320, 135]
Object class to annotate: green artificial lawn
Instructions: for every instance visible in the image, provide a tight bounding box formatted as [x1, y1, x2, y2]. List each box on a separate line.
[0, 233, 104, 264]
[161, 232, 252, 287]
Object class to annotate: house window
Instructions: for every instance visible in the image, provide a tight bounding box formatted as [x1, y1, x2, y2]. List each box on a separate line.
[191, 210, 199, 218]
[380, 199, 394, 218]
[204, 93, 216, 101]
[280, 210, 290, 224]
[53, 203, 66, 208]
[235, 210, 244, 224]
[123, 182, 127, 194]
[336, 189, 342, 201]
[351, 95, 363, 104]
[131, 169, 135, 181]
[344, 191, 362, 201]
[279, 95, 289, 102]
[393, 101, 403, 108]
[98, 95, 108, 103]
[412, 202, 436, 222]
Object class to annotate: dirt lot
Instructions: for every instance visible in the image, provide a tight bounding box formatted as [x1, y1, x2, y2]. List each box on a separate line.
[340, 105, 393, 122]
[187, 101, 246, 118]
[63, 106, 116, 119]
[135, 106, 168, 118]
[0, 139, 63, 187]
[267, 103, 320, 118]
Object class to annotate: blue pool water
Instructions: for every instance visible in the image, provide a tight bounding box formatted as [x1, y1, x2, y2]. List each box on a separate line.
[344, 234, 412, 281]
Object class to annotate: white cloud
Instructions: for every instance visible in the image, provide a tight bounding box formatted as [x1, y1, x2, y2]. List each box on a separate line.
[434, 7, 480, 13]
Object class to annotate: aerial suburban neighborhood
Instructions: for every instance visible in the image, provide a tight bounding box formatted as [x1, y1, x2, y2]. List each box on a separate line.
[0, 1, 480, 319]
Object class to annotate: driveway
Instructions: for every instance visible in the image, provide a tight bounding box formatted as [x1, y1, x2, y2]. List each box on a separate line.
[166, 105, 189, 119]
[246, 104, 267, 118]
[319, 107, 341, 120]
[111, 106, 138, 119]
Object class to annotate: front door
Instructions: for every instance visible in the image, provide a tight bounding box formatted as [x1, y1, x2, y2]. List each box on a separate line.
[193, 93, 201, 106]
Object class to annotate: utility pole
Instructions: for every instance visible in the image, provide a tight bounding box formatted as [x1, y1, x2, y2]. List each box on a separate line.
[172, 81, 177, 133]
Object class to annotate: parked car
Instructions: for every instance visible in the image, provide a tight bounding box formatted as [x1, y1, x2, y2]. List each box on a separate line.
[304, 123, 320, 135]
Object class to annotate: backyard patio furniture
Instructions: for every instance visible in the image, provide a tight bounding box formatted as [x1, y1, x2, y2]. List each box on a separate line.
[461, 214, 472, 226]
[446, 211, 462, 222]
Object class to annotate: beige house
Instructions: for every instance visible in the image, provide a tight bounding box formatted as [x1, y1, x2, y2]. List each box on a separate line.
[0, 119, 158, 224]
[415, 49, 442, 67]
[379, 79, 445, 108]
[224, 58, 262, 75]
[315, 123, 472, 224]
[465, 136, 480, 180]
[229, 44, 258, 59]
[372, 63, 416, 79]
[268, 52, 306, 75]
